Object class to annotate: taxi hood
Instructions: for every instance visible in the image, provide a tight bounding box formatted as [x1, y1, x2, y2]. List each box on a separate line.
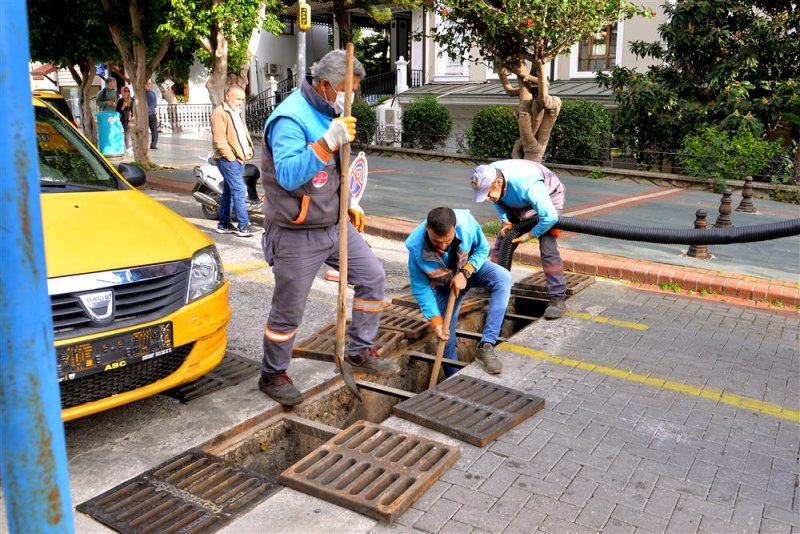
[42, 189, 213, 279]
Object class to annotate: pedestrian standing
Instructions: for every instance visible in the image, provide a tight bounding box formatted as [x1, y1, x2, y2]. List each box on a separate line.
[116, 87, 135, 153]
[470, 159, 568, 319]
[210, 84, 256, 238]
[258, 49, 399, 406]
[145, 79, 158, 149]
[97, 78, 119, 112]
[406, 207, 511, 376]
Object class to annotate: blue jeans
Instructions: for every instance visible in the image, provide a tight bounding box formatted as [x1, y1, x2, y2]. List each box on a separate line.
[217, 158, 249, 230]
[433, 261, 512, 376]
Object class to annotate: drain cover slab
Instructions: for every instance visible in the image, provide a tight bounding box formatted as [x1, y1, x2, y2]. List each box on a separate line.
[512, 272, 594, 299]
[163, 352, 260, 403]
[293, 324, 404, 362]
[77, 449, 278, 534]
[392, 375, 545, 447]
[280, 420, 459, 523]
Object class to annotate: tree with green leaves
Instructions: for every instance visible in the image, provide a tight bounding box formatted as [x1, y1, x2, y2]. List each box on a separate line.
[332, 0, 420, 49]
[598, 0, 799, 179]
[28, 0, 118, 143]
[100, 0, 173, 166]
[164, 0, 285, 106]
[430, 0, 648, 161]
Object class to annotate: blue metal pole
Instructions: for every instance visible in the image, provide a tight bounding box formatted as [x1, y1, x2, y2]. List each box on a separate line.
[0, 1, 74, 532]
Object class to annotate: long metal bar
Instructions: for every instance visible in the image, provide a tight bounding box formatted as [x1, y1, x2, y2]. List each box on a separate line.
[0, 1, 74, 530]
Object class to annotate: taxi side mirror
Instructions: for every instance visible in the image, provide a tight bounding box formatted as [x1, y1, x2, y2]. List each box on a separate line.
[116, 163, 147, 188]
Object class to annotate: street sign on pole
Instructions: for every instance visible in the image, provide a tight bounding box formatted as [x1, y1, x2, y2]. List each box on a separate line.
[298, 2, 311, 32]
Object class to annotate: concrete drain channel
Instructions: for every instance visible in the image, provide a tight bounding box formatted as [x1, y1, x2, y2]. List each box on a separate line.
[78, 273, 593, 531]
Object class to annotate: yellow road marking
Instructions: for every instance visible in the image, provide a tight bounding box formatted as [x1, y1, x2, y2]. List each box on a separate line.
[563, 311, 649, 330]
[224, 261, 268, 275]
[501, 342, 800, 423]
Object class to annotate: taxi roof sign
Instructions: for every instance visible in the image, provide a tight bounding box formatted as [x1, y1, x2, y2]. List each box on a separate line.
[298, 2, 311, 31]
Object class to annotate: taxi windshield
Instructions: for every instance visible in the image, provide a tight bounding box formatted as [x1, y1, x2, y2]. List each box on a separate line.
[36, 105, 121, 192]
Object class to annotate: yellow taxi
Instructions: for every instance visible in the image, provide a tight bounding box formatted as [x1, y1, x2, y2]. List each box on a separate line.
[34, 96, 230, 421]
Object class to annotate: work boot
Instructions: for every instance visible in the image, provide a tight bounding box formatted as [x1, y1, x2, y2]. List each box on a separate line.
[544, 297, 566, 320]
[476, 343, 502, 374]
[258, 372, 303, 406]
[345, 348, 401, 376]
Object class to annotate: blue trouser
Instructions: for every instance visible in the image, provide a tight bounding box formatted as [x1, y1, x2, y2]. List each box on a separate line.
[260, 221, 385, 375]
[433, 261, 511, 376]
[217, 158, 249, 230]
[147, 112, 158, 148]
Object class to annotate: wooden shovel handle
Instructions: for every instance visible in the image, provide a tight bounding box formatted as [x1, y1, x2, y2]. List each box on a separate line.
[429, 289, 457, 389]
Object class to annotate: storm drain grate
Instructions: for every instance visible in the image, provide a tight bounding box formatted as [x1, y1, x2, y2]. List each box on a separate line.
[280, 420, 459, 523]
[163, 352, 260, 403]
[77, 449, 278, 534]
[393, 375, 545, 447]
[512, 272, 594, 299]
[390, 293, 488, 315]
[293, 324, 404, 362]
[378, 312, 429, 341]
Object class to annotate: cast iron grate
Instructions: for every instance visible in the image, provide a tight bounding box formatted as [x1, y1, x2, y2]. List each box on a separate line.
[162, 352, 260, 403]
[378, 312, 429, 341]
[512, 272, 594, 299]
[293, 324, 404, 362]
[390, 293, 488, 315]
[392, 375, 545, 447]
[280, 420, 459, 523]
[77, 449, 278, 534]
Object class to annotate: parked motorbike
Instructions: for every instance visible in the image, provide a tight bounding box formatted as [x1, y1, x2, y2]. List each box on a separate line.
[192, 156, 263, 220]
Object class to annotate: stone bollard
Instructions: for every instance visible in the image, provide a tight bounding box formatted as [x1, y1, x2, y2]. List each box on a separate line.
[687, 209, 711, 259]
[735, 176, 758, 213]
[714, 188, 734, 228]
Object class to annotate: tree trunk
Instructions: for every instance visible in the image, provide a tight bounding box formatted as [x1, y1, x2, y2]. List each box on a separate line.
[159, 84, 182, 134]
[69, 61, 98, 144]
[333, 7, 352, 47]
[503, 63, 561, 162]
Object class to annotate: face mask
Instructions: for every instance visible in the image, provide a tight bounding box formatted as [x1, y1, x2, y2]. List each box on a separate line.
[332, 91, 354, 115]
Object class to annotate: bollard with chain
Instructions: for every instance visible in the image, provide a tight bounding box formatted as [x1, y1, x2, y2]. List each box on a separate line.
[687, 209, 712, 259]
[714, 188, 734, 228]
[735, 176, 758, 213]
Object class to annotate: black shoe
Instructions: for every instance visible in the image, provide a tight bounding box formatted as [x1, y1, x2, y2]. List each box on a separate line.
[216, 222, 236, 234]
[544, 297, 566, 319]
[235, 223, 256, 237]
[258, 372, 303, 406]
[345, 348, 401, 376]
[150, 146, 158, 150]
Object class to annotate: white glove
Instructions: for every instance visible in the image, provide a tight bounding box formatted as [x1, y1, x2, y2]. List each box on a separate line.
[322, 116, 357, 150]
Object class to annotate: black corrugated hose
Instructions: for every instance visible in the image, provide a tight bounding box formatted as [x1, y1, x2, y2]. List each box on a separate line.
[497, 216, 800, 271]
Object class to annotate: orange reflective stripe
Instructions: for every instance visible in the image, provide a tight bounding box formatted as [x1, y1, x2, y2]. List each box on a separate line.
[426, 267, 451, 279]
[542, 263, 563, 272]
[353, 299, 385, 313]
[291, 195, 310, 224]
[264, 325, 297, 342]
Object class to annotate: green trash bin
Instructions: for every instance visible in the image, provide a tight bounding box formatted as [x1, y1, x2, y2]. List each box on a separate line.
[97, 111, 124, 157]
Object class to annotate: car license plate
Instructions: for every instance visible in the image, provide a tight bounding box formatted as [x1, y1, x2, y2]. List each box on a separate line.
[57, 322, 173, 381]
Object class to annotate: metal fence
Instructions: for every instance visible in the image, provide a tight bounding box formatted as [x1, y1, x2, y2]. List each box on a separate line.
[156, 104, 214, 134]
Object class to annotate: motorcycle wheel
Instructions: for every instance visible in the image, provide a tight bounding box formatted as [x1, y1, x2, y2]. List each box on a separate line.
[201, 194, 221, 220]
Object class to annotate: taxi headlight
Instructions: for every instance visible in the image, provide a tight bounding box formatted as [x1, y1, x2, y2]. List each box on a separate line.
[187, 246, 224, 302]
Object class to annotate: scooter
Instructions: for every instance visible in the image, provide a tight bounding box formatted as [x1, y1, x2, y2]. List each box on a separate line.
[192, 155, 263, 220]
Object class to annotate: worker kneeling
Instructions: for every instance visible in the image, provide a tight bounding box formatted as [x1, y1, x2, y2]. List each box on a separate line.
[406, 207, 512, 376]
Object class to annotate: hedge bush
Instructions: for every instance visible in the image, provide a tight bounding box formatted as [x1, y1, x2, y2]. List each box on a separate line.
[351, 99, 377, 147]
[545, 100, 611, 164]
[401, 95, 452, 150]
[467, 106, 518, 159]
[680, 125, 791, 190]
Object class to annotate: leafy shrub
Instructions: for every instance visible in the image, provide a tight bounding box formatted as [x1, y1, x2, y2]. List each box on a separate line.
[351, 99, 377, 146]
[680, 125, 790, 190]
[466, 106, 518, 159]
[401, 95, 452, 150]
[545, 100, 611, 164]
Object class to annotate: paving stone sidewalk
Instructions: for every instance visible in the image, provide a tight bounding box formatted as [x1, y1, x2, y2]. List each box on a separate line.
[378, 281, 800, 534]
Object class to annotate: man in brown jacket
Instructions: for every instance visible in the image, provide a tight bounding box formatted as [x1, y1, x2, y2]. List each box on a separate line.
[211, 84, 256, 237]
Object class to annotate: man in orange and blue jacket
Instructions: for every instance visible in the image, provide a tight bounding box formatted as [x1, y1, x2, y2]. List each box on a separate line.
[406, 207, 512, 376]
